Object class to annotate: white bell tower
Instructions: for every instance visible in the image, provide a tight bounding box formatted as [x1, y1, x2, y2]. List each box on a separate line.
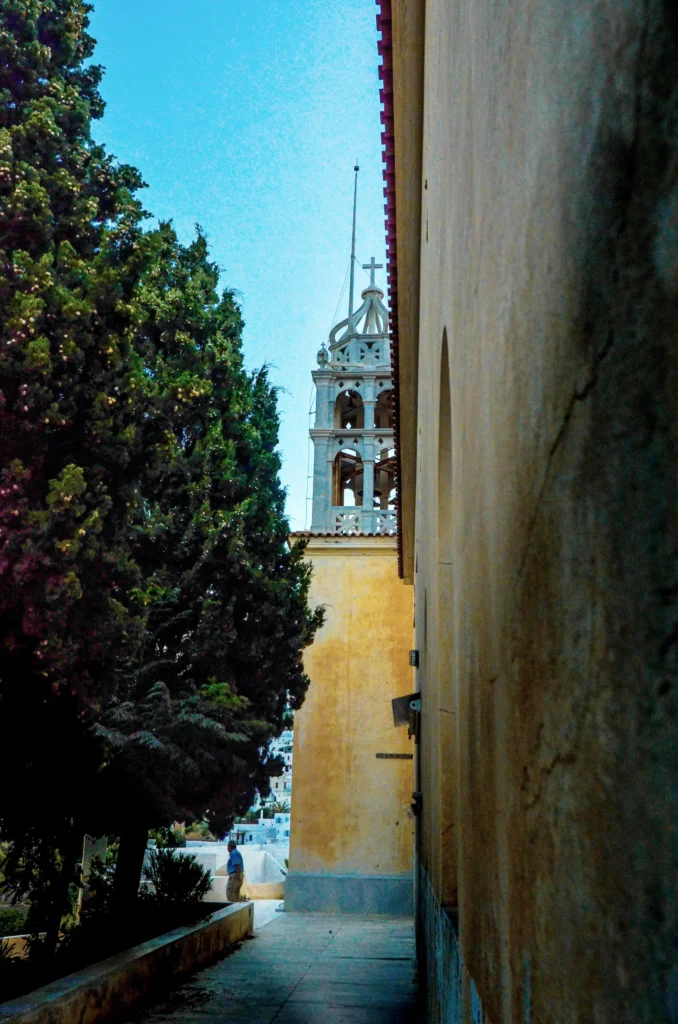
[309, 170, 396, 535]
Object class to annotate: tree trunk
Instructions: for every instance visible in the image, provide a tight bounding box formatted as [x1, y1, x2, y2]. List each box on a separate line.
[44, 829, 81, 957]
[114, 823, 148, 908]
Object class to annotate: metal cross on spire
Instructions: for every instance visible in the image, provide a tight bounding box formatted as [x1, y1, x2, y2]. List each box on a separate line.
[362, 257, 383, 288]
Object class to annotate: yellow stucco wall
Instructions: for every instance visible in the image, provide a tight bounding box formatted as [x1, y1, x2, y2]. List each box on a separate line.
[289, 535, 414, 879]
[389, 0, 678, 1018]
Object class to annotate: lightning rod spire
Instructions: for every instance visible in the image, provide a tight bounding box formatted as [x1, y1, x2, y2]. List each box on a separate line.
[348, 163, 359, 317]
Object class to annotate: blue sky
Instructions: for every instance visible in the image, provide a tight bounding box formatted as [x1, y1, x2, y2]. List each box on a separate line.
[88, 0, 387, 530]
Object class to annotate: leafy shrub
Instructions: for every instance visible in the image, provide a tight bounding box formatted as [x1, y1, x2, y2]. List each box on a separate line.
[184, 821, 213, 842]
[82, 850, 117, 920]
[142, 850, 212, 905]
[0, 907, 27, 937]
[0, 850, 215, 1003]
[171, 829, 187, 848]
[237, 810, 261, 822]
[148, 827, 186, 849]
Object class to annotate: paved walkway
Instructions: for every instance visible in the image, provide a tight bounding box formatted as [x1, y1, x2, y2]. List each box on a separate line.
[125, 911, 418, 1023]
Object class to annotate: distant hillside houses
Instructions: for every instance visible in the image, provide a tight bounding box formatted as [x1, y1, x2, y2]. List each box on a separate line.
[230, 812, 290, 846]
[252, 728, 293, 810]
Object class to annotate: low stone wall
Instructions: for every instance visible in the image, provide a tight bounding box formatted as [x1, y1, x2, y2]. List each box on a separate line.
[243, 880, 284, 900]
[0, 902, 253, 1024]
[206, 876, 284, 902]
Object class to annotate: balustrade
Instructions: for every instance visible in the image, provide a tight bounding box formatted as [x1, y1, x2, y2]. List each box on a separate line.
[331, 507, 397, 536]
[332, 337, 391, 367]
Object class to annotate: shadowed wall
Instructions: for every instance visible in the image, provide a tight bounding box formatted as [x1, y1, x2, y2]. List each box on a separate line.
[385, 0, 678, 1019]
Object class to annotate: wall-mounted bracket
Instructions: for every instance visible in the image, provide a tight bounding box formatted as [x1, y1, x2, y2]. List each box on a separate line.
[392, 692, 421, 742]
[392, 691, 420, 726]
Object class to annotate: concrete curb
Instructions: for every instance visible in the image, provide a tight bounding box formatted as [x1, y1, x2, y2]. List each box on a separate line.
[0, 901, 253, 1024]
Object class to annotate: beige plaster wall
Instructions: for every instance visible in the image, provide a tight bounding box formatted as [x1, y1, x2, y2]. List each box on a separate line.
[398, 0, 678, 1021]
[289, 535, 414, 879]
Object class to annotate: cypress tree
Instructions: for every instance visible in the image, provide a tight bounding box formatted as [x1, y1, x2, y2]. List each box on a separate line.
[93, 225, 323, 898]
[0, 0, 148, 937]
[0, 2, 323, 921]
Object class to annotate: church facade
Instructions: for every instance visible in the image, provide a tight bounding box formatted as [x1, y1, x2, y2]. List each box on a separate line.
[285, 258, 415, 916]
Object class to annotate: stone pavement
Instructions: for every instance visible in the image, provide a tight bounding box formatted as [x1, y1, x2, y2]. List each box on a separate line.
[124, 911, 419, 1023]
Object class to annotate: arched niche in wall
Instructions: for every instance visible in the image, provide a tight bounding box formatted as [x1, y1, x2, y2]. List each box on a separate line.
[375, 389, 394, 429]
[334, 389, 364, 429]
[333, 448, 363, 507]
[374, 446, 397, 510]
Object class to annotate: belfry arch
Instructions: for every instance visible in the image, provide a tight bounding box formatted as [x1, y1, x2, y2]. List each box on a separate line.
[375, 389, 394, 429]
[333, 448, 363, 507]
[374, 446, 396, 510]
[334, 389, 364, 429]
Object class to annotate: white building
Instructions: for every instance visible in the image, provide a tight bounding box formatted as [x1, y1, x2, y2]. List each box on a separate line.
[272, 812, 291, 842]
[258, 729, 293, 809]
[229, 822, 277, 845]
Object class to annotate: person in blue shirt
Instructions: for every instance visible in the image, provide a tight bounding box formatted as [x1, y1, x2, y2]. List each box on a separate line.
[226, 841, 244, 902]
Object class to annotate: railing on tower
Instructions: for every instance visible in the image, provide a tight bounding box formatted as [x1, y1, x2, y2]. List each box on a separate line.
[331, 507, 397, 536]
[375, 510, 397, 534]
[331, 336, 391, 367]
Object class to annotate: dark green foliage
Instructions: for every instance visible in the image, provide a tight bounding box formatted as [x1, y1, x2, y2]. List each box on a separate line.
[238, 810, 261, 823]
[0, 0, 148, 709]
[92, 227, 323, 858]
[0, 907, 26, 937]
[0, 0, 149, 934]
[148, 826, 185, 848]
[0, 0, 322, 941]
[81, 848, 116, 920]
[183, 823, 212, 841]
[142, 849, 212, 905]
